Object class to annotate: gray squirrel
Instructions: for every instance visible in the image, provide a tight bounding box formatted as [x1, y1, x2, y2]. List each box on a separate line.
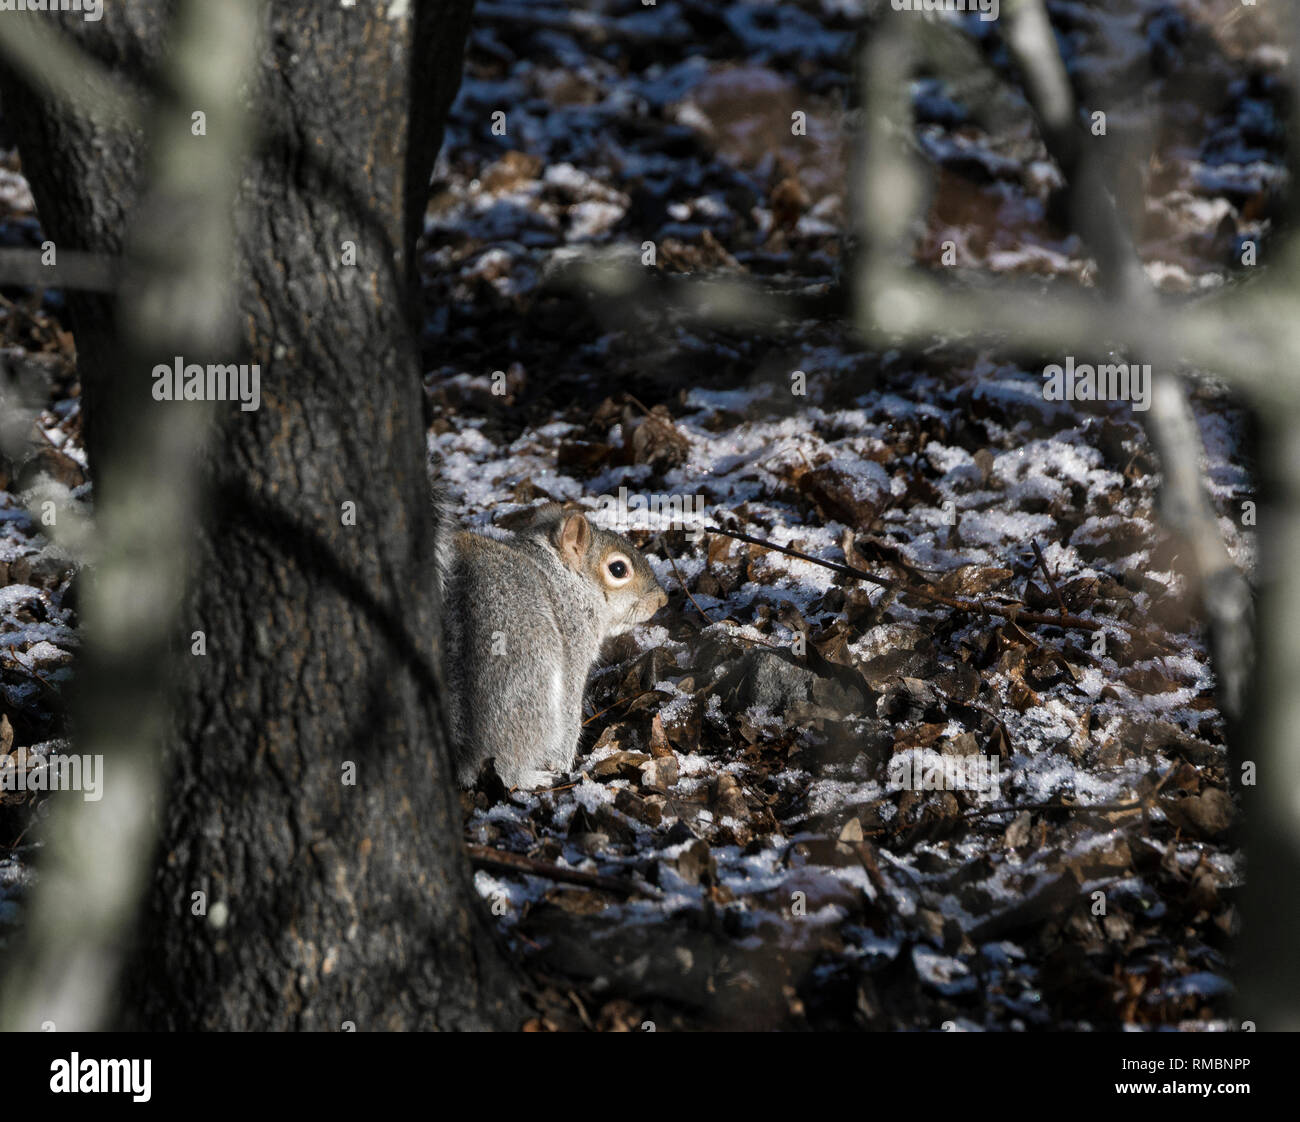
[435, 497, 667, 789]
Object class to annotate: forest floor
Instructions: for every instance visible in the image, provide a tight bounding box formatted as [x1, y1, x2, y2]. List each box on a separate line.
[424, 0, 1278, 1031]
[0, 0, 1286, 1029]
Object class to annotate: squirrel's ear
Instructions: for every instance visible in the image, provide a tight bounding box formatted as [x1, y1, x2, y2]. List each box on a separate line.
[555, 512, 592, 569]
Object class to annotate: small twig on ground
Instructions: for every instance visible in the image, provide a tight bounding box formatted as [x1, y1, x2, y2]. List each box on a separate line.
[658, 534, 784, 650]
[466, 843, 660, 898]
[1031, 538, 1068, 619]
[959, 797, 1143, 821]
[707, 524, 1105, 633]
[961, 769, 1174, 823]
[3, 646, 62, 699]
[582, 690, 655, 727]
[523, 779, 581, 795]
[662, 545, 719, 623]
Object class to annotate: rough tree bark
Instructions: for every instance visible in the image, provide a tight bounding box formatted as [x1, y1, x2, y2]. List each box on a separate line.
[0, 0, 524, 1029]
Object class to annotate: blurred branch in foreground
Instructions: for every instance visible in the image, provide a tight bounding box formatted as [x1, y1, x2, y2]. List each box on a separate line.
[997, 0, 1253, 727]
[855, 1, 1295, 1031]
[0, 247, 119, 292]
[0, 10, 142, 129]
[0, 0, 262, 1031]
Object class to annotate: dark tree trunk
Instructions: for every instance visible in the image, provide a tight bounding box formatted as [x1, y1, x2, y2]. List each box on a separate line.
[1, 0, 523, 1029]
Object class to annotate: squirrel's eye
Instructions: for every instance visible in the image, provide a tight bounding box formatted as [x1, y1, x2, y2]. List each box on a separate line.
[605, 554, 633, 584]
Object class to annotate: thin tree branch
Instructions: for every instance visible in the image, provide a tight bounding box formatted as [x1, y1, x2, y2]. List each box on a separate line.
[0, 0, 264, 1033]
[0, 247, 119, 292]
[707, 523, 1105, 633]
[0, 12, 142, 129]
[997, 0, 1254, 721]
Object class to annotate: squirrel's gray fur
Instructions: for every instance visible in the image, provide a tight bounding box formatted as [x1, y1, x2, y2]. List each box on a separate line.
[433, 487, 667, 789]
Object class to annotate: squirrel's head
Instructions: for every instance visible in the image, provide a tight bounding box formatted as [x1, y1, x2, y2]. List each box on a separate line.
[527, 506, 668, 636]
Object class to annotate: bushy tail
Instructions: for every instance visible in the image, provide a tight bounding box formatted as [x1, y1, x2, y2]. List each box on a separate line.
[427, 448, 455, 599]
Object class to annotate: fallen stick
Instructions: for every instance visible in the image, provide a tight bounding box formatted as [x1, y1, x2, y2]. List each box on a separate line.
[657, 536, 784, 651]
[959, 797, 1143, 821]
[1031, 538, 1068, 620]
[706, 524, 1105, 633]
[466, 844, 660, 898]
